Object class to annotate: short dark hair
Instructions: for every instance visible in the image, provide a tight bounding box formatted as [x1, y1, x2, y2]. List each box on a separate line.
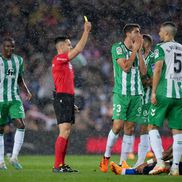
[123, 23, 140, 38]
[3, 36, 15, 43]
[161, 21, 177, 37]
[143, 34, 153, 45]
[54, 36, 69, 45]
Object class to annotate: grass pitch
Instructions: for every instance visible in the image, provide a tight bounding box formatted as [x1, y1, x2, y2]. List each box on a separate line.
[0, 155, 181, 182]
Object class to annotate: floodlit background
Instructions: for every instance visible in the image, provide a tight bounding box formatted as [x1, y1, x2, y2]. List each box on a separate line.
[1, 0, 181, 155]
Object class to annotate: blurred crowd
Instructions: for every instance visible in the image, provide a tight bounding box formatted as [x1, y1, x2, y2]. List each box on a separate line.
[0, 0, 181, 134]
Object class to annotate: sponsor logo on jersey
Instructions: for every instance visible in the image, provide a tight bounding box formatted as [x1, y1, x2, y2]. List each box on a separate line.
[57, 57, 67, 61]
[6, 69, 15, 77]
[116, 47, 122, 55]
[169, 74, 182, 81]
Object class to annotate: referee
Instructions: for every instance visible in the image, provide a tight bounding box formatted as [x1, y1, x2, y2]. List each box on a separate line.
[52, 20, 91, 173]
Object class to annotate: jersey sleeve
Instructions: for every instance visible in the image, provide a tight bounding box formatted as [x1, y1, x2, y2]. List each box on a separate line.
[111, 43, 125, 60]
[154, 44, 165, 63]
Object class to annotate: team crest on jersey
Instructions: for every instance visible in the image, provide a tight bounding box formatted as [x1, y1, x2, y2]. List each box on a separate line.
[154, 49, 159, 59]
[116, 47, 122, 55]
[143, 110, 148, 117]
[136, 107, 142, 116]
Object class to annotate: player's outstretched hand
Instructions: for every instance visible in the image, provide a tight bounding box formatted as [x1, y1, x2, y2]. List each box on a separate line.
[84, 21, 91, 33]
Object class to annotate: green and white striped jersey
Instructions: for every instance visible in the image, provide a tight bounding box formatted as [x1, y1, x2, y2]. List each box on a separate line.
[154, 41, 182, 98]
[0, 54, 24, 102]
[111, 42, 143, 96]
[143, 51, 154, 104]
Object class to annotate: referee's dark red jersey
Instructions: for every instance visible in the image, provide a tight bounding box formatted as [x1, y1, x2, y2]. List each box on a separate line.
[52, 52, 74, 95]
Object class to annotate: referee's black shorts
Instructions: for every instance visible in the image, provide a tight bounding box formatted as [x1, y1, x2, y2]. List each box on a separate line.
[53, 92, 75, 125]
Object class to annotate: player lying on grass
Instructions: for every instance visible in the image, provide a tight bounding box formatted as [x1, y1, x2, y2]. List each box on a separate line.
[110, 145, 182, 175]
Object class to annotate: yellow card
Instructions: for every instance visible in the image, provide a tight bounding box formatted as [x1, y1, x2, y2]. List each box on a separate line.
[84, 16, 88, 22]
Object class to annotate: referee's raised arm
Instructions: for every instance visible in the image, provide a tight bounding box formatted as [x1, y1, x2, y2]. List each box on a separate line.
[52, 17, 91, 173]
[68, 21, 91, 60]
